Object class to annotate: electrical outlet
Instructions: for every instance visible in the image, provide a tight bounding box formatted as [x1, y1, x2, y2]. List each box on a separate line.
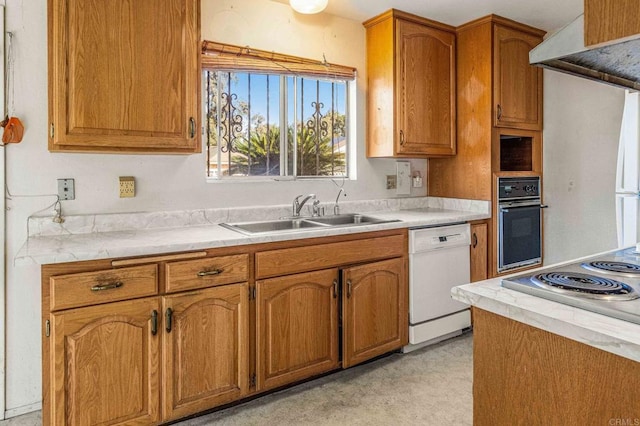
[386, 175, 397, 189]
[119, 176, 135, 198]
[57, 178, 75, 200]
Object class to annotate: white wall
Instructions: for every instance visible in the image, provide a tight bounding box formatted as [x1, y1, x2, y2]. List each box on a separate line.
[542, 70, 625, 265]
[4, 0, 427, 415]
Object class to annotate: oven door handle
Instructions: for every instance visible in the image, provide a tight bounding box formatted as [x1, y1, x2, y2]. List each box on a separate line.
[500, 204, 548, 212]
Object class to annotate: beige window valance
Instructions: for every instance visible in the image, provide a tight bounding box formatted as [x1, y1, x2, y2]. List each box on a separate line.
[201, 40, 356, 80]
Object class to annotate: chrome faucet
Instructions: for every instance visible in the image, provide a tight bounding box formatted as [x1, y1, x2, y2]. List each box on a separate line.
[292, 194, 316, 217]
[334, 188, 346, 215]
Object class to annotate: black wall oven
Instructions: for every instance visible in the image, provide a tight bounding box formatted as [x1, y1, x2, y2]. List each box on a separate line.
[497, 177, 546, 272]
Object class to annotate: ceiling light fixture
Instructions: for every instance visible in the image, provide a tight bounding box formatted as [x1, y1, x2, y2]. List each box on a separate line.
[289, 0, 328, 14]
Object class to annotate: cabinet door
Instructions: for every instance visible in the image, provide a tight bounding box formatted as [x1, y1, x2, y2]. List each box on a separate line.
[397, 19, 456, 156]
[162, 284, 249, 421]
[49, 0, 200, 153]
[470, 221, 489, 282]
[256, 269, 339, 391]
[493, 25, 543, 130]
[342, 258, 407, 368]
[50, 297, 160, 425]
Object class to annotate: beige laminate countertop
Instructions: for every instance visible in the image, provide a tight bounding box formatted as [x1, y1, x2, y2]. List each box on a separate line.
[452, 251, 640, 363]
[16, 203, 490, 266]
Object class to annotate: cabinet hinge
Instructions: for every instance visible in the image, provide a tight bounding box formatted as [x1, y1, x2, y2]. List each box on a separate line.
[250, 373, 256, 388]
[45, 320, 50, 337]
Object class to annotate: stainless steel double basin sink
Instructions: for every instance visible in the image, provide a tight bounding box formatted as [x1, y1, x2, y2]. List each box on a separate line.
[220, 213, 399, 235]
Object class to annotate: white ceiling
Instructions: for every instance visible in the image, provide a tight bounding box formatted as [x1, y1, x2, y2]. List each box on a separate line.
[272, 0, 583, 33]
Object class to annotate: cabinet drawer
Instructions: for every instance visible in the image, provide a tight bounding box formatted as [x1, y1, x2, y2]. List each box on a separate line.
[256, 234, 405, 278]
[166, 254, 249, 293]
[50, 264, 158, 311]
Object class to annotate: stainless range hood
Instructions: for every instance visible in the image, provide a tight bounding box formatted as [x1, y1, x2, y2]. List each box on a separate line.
[530, 14, 640, 91]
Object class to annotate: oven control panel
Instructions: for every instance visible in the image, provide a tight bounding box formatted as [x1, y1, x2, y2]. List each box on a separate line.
[498, 177, 540, 200]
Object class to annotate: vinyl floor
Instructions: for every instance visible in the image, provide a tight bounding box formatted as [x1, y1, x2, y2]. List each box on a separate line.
[1, 332, 473, 426]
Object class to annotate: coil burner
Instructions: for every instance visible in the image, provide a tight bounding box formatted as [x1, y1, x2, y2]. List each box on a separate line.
[531, 272, 639, 301]
[582, 261, 640, 277]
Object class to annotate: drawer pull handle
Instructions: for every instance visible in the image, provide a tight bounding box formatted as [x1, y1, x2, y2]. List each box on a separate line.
[497, 104, 502, 120]
[472, 233, 478, 248]
[151, 310, 158, 336]
[165, 308, 173, 333]
[197, 268, 223, 277]
[332, 279, 338, 298]
[346, 279, 352, 298]
[91, 281, 123, 292]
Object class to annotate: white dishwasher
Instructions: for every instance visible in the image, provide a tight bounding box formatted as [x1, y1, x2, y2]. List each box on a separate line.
[404, 223, 471, 352]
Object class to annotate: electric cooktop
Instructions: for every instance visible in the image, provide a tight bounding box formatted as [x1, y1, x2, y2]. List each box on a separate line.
[501, 248, 640, 325]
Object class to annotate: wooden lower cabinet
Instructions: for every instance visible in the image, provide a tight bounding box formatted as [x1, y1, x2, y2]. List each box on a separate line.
[473, 308, 640, 424]
[49, 286, 250, 425]
[162, 284, 249, 421]
[342, 258, 407, 368]
[256, 269, 340, 391]
[50, 297, 161, 425]
[43, 230, 409, 425]
[257, 257, 408, 386]
[470, 221, 489, 282]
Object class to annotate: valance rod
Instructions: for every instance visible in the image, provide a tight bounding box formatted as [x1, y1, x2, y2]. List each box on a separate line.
[201, 40, 356, 81]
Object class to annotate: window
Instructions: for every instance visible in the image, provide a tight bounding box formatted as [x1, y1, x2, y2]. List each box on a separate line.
[202, 41, 356, 179]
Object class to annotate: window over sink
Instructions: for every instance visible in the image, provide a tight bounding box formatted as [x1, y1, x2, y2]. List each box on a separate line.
[202, 41, 356, 180]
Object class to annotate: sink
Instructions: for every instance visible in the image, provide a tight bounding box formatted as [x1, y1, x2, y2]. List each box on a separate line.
[220, 213, 399, 235]
[220, 218, 328, 235]
[221, 213, 400, 235]
[306, 213, 388, 226]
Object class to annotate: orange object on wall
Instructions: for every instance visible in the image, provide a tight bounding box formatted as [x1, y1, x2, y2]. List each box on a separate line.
[1, 116, 24, 144]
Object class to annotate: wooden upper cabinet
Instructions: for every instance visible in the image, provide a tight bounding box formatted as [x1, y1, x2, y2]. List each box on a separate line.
[493, 24, 544, 130]
[48, 0, 201, 153]
[397, 19, 456, 156]
[162, 284, 249, 421]
[585, 0, 640, 47]
[342, 258, 407, 368]
[50, 297, 160, 425]
[364, 10, 456, 157]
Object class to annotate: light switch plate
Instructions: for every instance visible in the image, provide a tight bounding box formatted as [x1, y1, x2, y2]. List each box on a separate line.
[396, 161, 411, 195]
[119, 176, 135, 198]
